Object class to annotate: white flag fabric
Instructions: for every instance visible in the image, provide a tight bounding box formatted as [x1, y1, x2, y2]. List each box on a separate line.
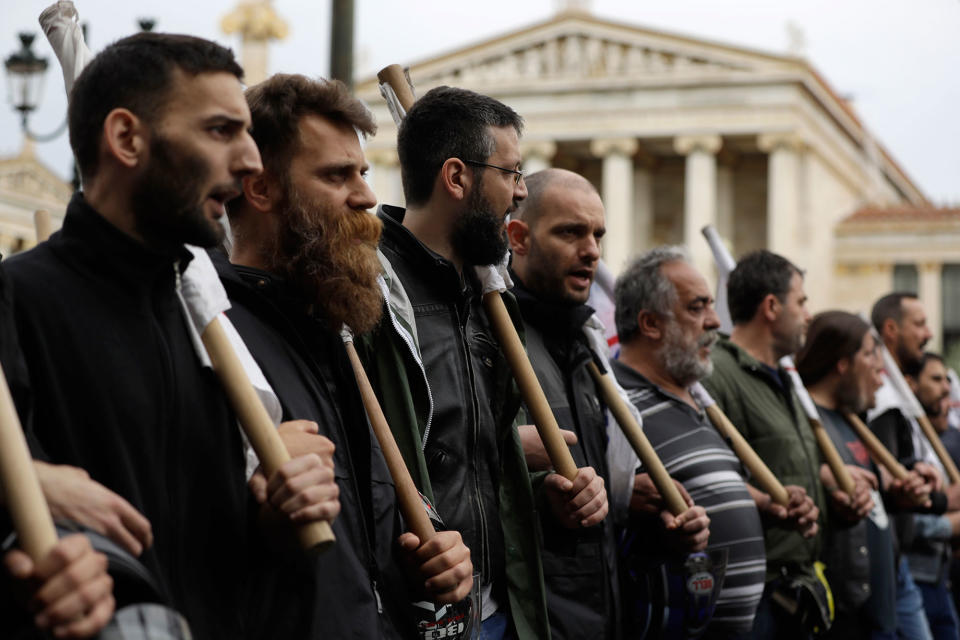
[475, 249, 514, 295]
[39, 1, 94, 95]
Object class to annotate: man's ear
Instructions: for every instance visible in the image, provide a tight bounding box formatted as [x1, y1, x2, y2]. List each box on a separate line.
[437, 157, 471, 202]
[760, 293, 780, 324]
[836, 357, 850, 377]
[506, 219, 530, 255]
[881, 317, 899, 344]
[638, 310, 663, 341]
[242, 171, 278, 214]
[102, 108, 146, 170]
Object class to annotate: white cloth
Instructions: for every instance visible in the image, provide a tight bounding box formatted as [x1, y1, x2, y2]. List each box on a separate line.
[39, 1, 94, 95]
[583, 314, 641, 524]
[474, 250, 514, 295]
[869, 373, 946, 482]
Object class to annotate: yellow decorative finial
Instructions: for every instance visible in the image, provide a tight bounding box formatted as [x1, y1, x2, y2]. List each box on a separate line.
[221, 0, 288, 85]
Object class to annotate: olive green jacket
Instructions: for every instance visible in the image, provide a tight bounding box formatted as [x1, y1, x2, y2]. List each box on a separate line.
[355, 252, 551, 640]
[702, 336, 826, 582]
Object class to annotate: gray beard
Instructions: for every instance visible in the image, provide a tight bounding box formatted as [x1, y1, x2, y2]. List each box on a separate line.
[659, 323, 717, 388]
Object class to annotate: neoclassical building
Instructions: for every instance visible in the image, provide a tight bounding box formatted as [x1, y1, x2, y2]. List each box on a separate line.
[356, 7, 940, 339]
[0, 140, 70, 255]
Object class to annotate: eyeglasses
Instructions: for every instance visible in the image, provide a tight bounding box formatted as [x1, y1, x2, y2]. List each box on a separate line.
[463, 160, 524, 185]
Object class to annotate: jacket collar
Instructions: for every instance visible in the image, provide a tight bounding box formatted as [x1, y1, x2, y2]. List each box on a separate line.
[377, 204, 476, 302]
[57, 191, 194, 290]
[510, 271, 595, 340]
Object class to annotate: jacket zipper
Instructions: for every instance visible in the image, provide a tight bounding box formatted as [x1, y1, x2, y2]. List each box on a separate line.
[455, 303, 490, 584]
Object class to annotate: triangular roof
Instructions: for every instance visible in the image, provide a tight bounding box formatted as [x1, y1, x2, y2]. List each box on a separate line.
[357, 10, 924, 204]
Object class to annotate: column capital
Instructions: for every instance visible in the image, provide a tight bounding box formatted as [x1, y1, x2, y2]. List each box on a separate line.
[757, 132, 805, 153]
[673, 134, 722, 156]
[919, 261, 942, 273]
[590, 137, 638, 158]
[366, 148, 399, 167]
[520, 140, 557, 161]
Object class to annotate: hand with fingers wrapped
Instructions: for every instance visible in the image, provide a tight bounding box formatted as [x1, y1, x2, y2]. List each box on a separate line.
[4, 534, 115, 639]
[397, 530, 474, 605]
[544, 466, 608, 529]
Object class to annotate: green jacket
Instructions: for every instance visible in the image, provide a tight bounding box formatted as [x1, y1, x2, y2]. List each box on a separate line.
[355, 253, 551, 640]
[702, 336, 825, 583]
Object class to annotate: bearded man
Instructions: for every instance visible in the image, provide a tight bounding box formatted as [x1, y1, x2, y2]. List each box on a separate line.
[611, 246, 767, 639]
[870, 294, 959, 640]
[4, 33, 339, 639]
[797, 311, 933, 640]
[700, 250, 823, 640]
[220, 74, 473, 638]
[357, 86, 607, 640]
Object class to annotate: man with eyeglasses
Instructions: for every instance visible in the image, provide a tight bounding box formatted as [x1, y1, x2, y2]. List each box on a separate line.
[360, 86, 607, 640]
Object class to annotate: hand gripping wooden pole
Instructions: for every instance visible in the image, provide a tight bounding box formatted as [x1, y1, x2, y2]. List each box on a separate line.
[843, 411, 908, 481]
[485, 292, 579, 481]
[34, 210, 52, 243]
[343, 337, 435, 542]
[201, 318, 334, 551]
[917, 414, 960, 485]
[586, 361, 686, 516]
[0, 362, 58, 561]
[701, 404, 791, 507]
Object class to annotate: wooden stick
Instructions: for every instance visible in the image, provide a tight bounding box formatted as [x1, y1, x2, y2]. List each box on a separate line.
[0, 362, 58, 561]
[483, 292, 578, 480]
[587, 362, 686, 516]
[809, 416, 856, 496]
[34, 210, 52, 243]
[201, 318, 334, 551]
[917, 413, 960, 485]
[377, 64, 416, 112]
[343, 339, 435, 542]
[702, 404, 791, 507]
[843, 411, 909, 481]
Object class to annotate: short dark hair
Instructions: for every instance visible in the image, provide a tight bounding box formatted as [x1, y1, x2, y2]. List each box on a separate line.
[69, 32, 243, 182]
[513, 168, 598, 229]
[397, 86, 523, 206]
[871, 292, 918, 334]
[245, 74, 376, 177]
[905, 351, 944, 378]
[795, 310, 870, 386]
[727, 250, 803, 325]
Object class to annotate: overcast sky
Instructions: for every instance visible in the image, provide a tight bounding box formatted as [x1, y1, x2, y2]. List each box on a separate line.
[3, 0, 958, 204]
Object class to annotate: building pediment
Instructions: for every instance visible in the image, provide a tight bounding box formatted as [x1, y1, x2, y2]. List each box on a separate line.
[0, 153, 73, 208]
[358, 13, 799, 96]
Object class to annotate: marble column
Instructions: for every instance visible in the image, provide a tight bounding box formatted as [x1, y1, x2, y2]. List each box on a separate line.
[716, 164, 735, 250]
[367, 148, 402, 210]
[520, 140, 557, 177]
[632, 162, 654, 257]
[758, 132, 804, 257]
[674, 134, 722, 279]
[919, 261, 943, 351]
[590, 137, 638, 275]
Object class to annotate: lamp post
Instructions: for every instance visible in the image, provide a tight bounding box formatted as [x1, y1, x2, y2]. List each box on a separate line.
[4, 31, 69, 143]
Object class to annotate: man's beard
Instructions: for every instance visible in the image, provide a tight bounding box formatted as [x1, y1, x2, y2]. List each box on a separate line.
[896, 341, 923, 372]
[451, 174, 509, 267]
[835, 371, 869, 415]
[130, 133, 226, 252]
[268, 184, 384, 334]
[659, 322, 718, 388]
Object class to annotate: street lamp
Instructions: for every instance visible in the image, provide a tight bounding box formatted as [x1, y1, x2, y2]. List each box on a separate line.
[4, 32, 48, 131]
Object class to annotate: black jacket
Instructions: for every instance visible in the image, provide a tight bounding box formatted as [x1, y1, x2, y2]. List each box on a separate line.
[511, 276, 620, 640]
[377, 204, 517, 606]
[214, 252, 414, 639]
[5, 193, 251, 639]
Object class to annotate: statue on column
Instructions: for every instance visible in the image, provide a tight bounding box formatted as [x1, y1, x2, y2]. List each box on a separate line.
[221, 0, 288, 86]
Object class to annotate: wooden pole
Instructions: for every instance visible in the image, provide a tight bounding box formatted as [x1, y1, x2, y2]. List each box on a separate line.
[701, 404, 791, 507]
[34, 210, 52, 243]
[483, 292, 578, 480]
[343, 338, 435, 542]
[0, 362, 58, 561]
[201, 318, 334, 551]
[587, 362, 686, 515]
[843, 411, 909, 481]
[917, 413, 960, 485]
[809, 416, 857, 496]
[377, 64, 416, 114]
